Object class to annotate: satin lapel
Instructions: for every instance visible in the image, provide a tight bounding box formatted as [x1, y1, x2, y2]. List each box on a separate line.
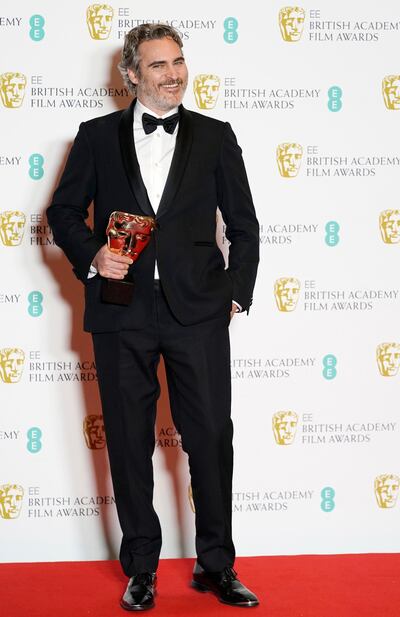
[118, 99, 155, 217]
[156, 105, 193, 220]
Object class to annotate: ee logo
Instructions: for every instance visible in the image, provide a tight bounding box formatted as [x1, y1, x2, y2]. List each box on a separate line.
[322, 354, 337, 380]
[321, 486, 335, 512]
[327, 86, 342, 112]
[29, 154, 44, 180]
[27, 427, 42, 453]
[325, 221, 340, 246]
[29, 15, 45, 41]
[28, 291, 43, 317]
[224, 17, 238, 44]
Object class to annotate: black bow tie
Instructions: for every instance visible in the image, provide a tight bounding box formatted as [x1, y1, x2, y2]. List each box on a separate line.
[142, 112, 180, 135]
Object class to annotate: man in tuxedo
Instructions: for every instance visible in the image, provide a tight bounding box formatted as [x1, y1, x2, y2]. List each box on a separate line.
[47, 23, 259, 611]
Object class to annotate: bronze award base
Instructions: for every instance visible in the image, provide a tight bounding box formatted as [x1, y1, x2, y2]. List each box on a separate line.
[101, 278, 134, 306]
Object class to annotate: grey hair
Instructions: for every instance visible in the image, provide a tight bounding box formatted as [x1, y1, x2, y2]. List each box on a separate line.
[118, 23, 183, 95]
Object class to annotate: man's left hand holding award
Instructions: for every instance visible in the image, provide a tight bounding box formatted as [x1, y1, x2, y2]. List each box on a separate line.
[92, 211, 156, 306]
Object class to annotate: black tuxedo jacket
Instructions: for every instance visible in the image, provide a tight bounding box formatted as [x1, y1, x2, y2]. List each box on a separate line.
[47, 100, 259, 332]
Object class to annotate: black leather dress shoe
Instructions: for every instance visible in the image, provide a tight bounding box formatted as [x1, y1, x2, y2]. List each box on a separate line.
[120, 573, 157, 611]
[191, 562, 259, 607]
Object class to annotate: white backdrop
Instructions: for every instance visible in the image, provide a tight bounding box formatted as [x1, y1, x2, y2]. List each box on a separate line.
[1, 0, 400, 563]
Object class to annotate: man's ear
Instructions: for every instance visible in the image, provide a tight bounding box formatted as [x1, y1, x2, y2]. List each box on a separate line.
[127, 68, 138, 86]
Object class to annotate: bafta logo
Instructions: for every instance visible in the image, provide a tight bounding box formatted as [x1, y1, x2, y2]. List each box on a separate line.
[0, 72, 27, 108]
[188, 484, 195, 513]
[382, 75, 400, 110]
[376, 343, 400, 377]
[379, 210, 400, 244]
[272, 411, 298, 445]
[86, 4, 114, 40]
[374, 474, 400, 509]
[274, 277, 301, 312]
[193, 74, 220, 110]
[0, 484, 24, 519]
[277, 143, 303, 177]
[279, 7, 305, 42]
[0, 211, 26, 247]
[0, 348, 25, 383]
[83, 414, 106, 449]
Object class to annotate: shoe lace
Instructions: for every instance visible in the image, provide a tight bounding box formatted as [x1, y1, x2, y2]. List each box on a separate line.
[132, 572, 153, 587]
[221, 567, 238, 584]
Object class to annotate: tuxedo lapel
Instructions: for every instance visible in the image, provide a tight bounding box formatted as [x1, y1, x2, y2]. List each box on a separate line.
[156, 105, 193, 220]
[118, 99, 155, 217]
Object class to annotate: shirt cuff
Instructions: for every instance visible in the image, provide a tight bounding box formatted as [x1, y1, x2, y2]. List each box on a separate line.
[87, 264, 97, 279]
[232, 300, 242, 313]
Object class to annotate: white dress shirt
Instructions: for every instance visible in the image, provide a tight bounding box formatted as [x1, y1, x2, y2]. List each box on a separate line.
[134, 99, 179, 279]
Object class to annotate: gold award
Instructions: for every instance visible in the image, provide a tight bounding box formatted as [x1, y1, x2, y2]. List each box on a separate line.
[83, 414, 106, 449]
[272, 411, 298, 445]
[382, 75, 400, 110]
[101, 211, 156, 306]
[379, 210, 400, 244]
[0, 211, 26, 246]
[376, 343, 400, 377]
[274, 277, 300, 312]
[277, 143, 303, 177]
[375, 474, 400, 508]
[193, 74, 220, 110]
[279, 7, 305, 42]
[0, 484, 24, 519]
[0, 73, 26, 108]
[86, 4, 114, 40]
[0, 348, 25, 383]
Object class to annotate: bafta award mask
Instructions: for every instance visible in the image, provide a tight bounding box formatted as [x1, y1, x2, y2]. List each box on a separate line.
[0, 73, 27, 108]
[274, 277, 301, 312]
[382, 75, 400, 110]
[374, 474, 400, 508]
[0, 211, 26, 246]
[193, 74, 220, 110]
[272, 411, 298, 445]
[86, 4, 114, 40]
[83, 414, 106, 449]
[279, 7, 305, 42]
[379, 210, 400, 244]
[376, 343, 400, 377]
[277, 143, 303, 177]
[0, 348, 25, 383]
[0, 484, 24, 519]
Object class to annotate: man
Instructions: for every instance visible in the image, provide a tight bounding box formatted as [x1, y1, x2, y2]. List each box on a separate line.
[47, 23, 259, 610]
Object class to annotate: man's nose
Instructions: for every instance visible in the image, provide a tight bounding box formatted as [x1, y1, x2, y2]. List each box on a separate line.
[165, 65, 179, 80]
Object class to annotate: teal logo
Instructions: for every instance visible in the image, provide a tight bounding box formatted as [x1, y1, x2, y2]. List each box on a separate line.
[322, 354, 337, 380]
[28, 291, 43, 317]
[325, 221, 340, 246]
[321, 486, 335, 512]
[29, 153, 44, 180]
[327, 86, 342, 112]
[224, 17, 238, 44]
[29, 15, 45, 41]
[27, 427, 42, 453]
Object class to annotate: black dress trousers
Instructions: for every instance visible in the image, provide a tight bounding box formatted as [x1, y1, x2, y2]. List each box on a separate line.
[92, 281, 235, 576]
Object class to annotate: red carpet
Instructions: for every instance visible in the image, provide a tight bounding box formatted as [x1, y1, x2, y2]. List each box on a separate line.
[2, 554, 400, 616]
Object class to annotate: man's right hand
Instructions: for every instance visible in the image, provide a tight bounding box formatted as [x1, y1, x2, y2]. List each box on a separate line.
[92, 245, 133, 279]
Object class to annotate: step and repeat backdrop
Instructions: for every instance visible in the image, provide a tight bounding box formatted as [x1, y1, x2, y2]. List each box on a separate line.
[1, 0, 400, 563]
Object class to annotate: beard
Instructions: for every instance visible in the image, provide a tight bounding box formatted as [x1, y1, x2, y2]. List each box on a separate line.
[137, 77, 188, 113]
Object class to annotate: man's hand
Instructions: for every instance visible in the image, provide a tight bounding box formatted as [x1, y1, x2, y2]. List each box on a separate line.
[92, 245, 133, 279]
[230, 302, 239, 321]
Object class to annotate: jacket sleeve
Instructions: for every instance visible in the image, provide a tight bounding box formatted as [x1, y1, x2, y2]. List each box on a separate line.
[46, 122, 104, 283]
[216, 122, 259, 313]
